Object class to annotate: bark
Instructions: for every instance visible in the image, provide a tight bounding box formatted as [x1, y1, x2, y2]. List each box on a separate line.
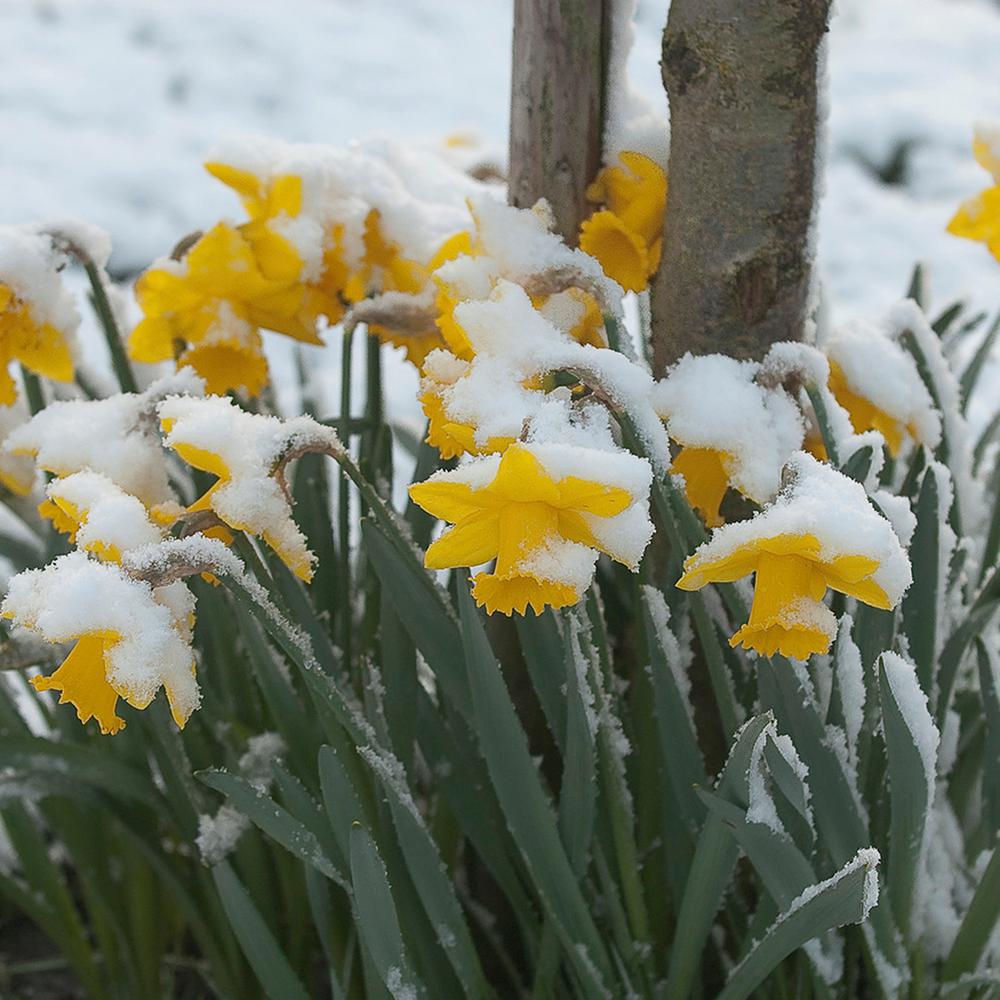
[508, 0, 608, 242]
[651, 0, 832, 370]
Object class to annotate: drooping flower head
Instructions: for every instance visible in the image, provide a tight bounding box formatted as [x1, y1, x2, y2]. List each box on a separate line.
[821, 318, 940, 458]
[677, 453, 911, 660]
[39, 471, 166, 562]
[409, 440, 652, 615]
[948, 125, 1000, 260]
[579, 151, 667, 293]
[0, 225, 80, 405]
[5, 369, 201, 510]
[2, 552, 198, 734]
[653, 353, 804, 527]
[432, 197, 617, 359]
[158, 394, 339, 581]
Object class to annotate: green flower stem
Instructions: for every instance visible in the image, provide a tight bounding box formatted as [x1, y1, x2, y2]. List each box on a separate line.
[82, 260, 139, 395]
[338, 324, 355, 676]
[20, 366, 45, 416]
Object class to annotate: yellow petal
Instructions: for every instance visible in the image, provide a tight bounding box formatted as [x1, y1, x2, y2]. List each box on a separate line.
[579, 210, 651, 293]
[179, 338, 269, 397]
[555, 477, 631, 516]
[487, 446, 561, 505]
[472, 571, 578, 616]
[408, 479, 484, 522]
[671, 447, 731, 529]
[32, 633, 126, 735]
[424, 509, 501, 569]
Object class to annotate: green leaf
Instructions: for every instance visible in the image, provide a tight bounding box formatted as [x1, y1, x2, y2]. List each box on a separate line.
[641, 587, 705, 827]
[878, 654, 936, 942]
[198, 769, 348, 889]
[716, 849, 880, 1000]
[212, 861, 311, 1000]
[959, 310, 1000, 412]
[664, 713, 773, 1000]
[360, 743, 490, 997]
[515, 611, 569, 750]
[349, 824, 425, 999]
[901, 468, 943, 693]
[978, 641, 1000, 838]
[362, 518, 471, 720]
[944, 844, 1000, 982]
[318, 744, 369, 864]
[457, 583, 613, 994]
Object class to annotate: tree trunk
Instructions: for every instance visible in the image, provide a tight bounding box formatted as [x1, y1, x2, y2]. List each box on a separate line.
[508, 0, 608, 242]
[651, 0, 832, 370]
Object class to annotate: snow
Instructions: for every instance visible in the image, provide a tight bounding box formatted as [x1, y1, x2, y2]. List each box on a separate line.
[880, 650, 940, 807]
[0, 223, 81, 335]
[196, 804, 249, 865]
[833, 615, 865, 770]
[819, 314, 941, 449]
[158, 393, 340, 578]
[45, 471, 165, 557]
[653, 353, 805, 504]
[0, 399, 36, 498]
[641, 584, 696, 727]
[5, 368, 204, 508]
[1, 550, 200, 724]
[745, 722, 785, 835]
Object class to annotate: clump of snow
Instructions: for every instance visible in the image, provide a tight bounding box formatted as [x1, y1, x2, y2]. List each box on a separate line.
[5, 369, 204, 508]
[42, 219, 113, 269]
[745, 722, 786, 835]
[196, 804, 248, 866]
[833, 616, 866, 770]
[45, 471, 165, 557]
[0, 223, 81, 337]
[435, 197, 623, 317]
[208, 133, 487, 272]
[1, 550, 199, 724]
[685, 452, 913, 606]
[239, 732, 286, 790]
[653, 353, 805, 504]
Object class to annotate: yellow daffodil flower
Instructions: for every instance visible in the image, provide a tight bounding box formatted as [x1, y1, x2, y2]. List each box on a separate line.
[678, 533, 891, 660]
[827, 360, 914, 457]
[579, 151, 667, 293]
[0, 283, 75, 406]
[0, 400, 35, 497]
[409, 444, 636, 615]
[948, 132, 1000, 260]
[3, 552, 198, 735]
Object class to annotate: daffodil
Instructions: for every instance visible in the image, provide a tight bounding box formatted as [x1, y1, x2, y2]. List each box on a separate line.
[0, 226, 80, 405]
[130, 222, 325, 375]
[176, 312, 269, 398]
[654, 354, 804, 528]
[579, 151, 667, 292]
[822, 320, 940, 459]
[2, 552, 199, 734]
[158, 395, 334, 581]
[409, 442, 652, 615]
[948, 127, 1000, 260]
[38, 471, 165, 563]
[676, 453, 910, 660]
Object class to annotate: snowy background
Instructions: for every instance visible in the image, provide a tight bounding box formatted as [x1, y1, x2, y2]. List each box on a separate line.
[3, 0, 1000, 429]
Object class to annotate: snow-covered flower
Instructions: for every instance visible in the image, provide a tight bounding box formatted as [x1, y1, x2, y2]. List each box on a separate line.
[5, 371, 199, 509]
[409, 442, 652, 615]
[947, 124, 1000, 260]
[653, 353, 804, 527]
[822, 319, 940, 458]
[432, 197, 615, 360]
[578, 151, 666, 293]
[676, 453, 911, 660]
[2, 552, 198, 735]
[159, 394, 338, 581]
[39, 471, 165, 563]
[0, 225, 79, 405]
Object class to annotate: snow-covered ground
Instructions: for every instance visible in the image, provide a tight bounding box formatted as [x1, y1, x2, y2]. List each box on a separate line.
[3, 0, 1000, 429]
